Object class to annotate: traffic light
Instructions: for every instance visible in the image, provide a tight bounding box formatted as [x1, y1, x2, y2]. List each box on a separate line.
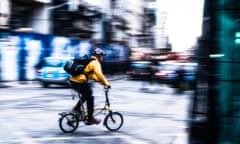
[235, 32, 240, 44]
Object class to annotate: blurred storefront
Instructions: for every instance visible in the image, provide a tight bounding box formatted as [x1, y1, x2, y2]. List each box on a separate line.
[0, 31, 131, 81]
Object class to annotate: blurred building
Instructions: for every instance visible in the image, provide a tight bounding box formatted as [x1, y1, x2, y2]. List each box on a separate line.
[1, 0, 139, 46]
[2, 0, 171, 52]
[155, 11, 170, 51]
[144, 0, 170, 51]
[8, 0, 51, 33]
[0, 0, 10, 29]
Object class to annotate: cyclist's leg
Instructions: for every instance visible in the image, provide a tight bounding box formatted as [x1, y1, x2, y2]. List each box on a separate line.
[78, 83, 101, 124]
[87, 95, 94, 118]
[78, 83, 93, 118]
[70, 81, 86, 112]
[74, 91, 87, 111]
[85, 95, 101, 125]
[73, 99, 83, 112]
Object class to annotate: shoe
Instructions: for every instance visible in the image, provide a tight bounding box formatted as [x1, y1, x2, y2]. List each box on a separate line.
[85, 117, 101, 125]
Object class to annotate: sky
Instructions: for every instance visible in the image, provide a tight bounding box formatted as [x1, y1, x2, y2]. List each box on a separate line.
[157, 0, 204, 52]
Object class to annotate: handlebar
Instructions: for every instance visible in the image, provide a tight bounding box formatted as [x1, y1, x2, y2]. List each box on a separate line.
[104, 87, 110, 93]
[104, 87, 110, 105]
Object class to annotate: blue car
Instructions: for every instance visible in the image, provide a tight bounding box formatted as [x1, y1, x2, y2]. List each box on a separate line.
[36, 57, 73, 87]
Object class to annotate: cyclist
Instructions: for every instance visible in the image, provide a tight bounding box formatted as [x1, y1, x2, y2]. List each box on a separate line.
[69, 48, 111, 125]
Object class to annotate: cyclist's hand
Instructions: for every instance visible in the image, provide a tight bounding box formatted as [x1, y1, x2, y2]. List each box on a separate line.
[105, 85, 111, 89]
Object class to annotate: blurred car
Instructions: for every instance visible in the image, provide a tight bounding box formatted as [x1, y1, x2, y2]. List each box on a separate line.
[154, 62, 177, 83]
[36, 56, 73, 87]
[126, 61, 152, 80]
[154, 62, 198, 88]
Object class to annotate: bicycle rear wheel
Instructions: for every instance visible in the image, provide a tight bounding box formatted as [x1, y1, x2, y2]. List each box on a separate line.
[104, 112, 124, 131]
[59, 113, 79, 133]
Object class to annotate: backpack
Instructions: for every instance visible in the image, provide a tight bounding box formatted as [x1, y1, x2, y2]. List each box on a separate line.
[64, 57, 93, 76]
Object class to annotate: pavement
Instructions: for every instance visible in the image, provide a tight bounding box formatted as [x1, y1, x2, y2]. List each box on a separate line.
[175, 131, 188, 144]
[0, 80, 189, 144]
[0, 81, 36, 88]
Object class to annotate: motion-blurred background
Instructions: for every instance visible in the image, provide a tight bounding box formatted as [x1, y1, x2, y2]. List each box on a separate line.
[1, 0, 240, 143]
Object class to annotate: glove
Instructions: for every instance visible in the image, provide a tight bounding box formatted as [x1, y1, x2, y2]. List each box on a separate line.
[106, 85, 111, 89]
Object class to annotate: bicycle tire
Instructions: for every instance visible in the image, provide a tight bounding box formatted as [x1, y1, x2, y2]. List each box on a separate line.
[59, 113, 79, 133]
[104, 112, 124, 131]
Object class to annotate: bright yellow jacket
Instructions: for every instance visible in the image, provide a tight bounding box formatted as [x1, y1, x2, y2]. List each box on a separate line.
[70, 56, 110, 87]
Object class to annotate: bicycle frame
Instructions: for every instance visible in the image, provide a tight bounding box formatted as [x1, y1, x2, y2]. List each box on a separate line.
[75, 88, 112, 119]
[59, 87, 124, 132]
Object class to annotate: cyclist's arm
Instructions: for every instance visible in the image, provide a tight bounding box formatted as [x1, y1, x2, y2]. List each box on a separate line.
[92, 61, 110, 87]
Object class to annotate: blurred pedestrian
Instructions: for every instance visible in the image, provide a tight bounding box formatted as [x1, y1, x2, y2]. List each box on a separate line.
[176, 65, 187, 93]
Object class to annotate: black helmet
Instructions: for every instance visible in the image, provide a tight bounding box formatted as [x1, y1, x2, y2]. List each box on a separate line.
[93, 48, 105, 56]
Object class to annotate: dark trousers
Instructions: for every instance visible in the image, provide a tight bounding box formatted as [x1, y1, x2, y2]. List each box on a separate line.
[70, 80, 94, 119]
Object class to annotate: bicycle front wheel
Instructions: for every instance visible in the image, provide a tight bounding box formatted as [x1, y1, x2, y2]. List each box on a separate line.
[104, 112, 124, 131]
[59, 113, 79, 133]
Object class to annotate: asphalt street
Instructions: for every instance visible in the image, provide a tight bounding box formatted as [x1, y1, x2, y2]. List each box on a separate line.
[0, 78, 190, 144]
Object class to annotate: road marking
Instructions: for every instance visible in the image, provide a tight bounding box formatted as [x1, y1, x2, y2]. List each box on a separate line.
[0, 133, 150, 144]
